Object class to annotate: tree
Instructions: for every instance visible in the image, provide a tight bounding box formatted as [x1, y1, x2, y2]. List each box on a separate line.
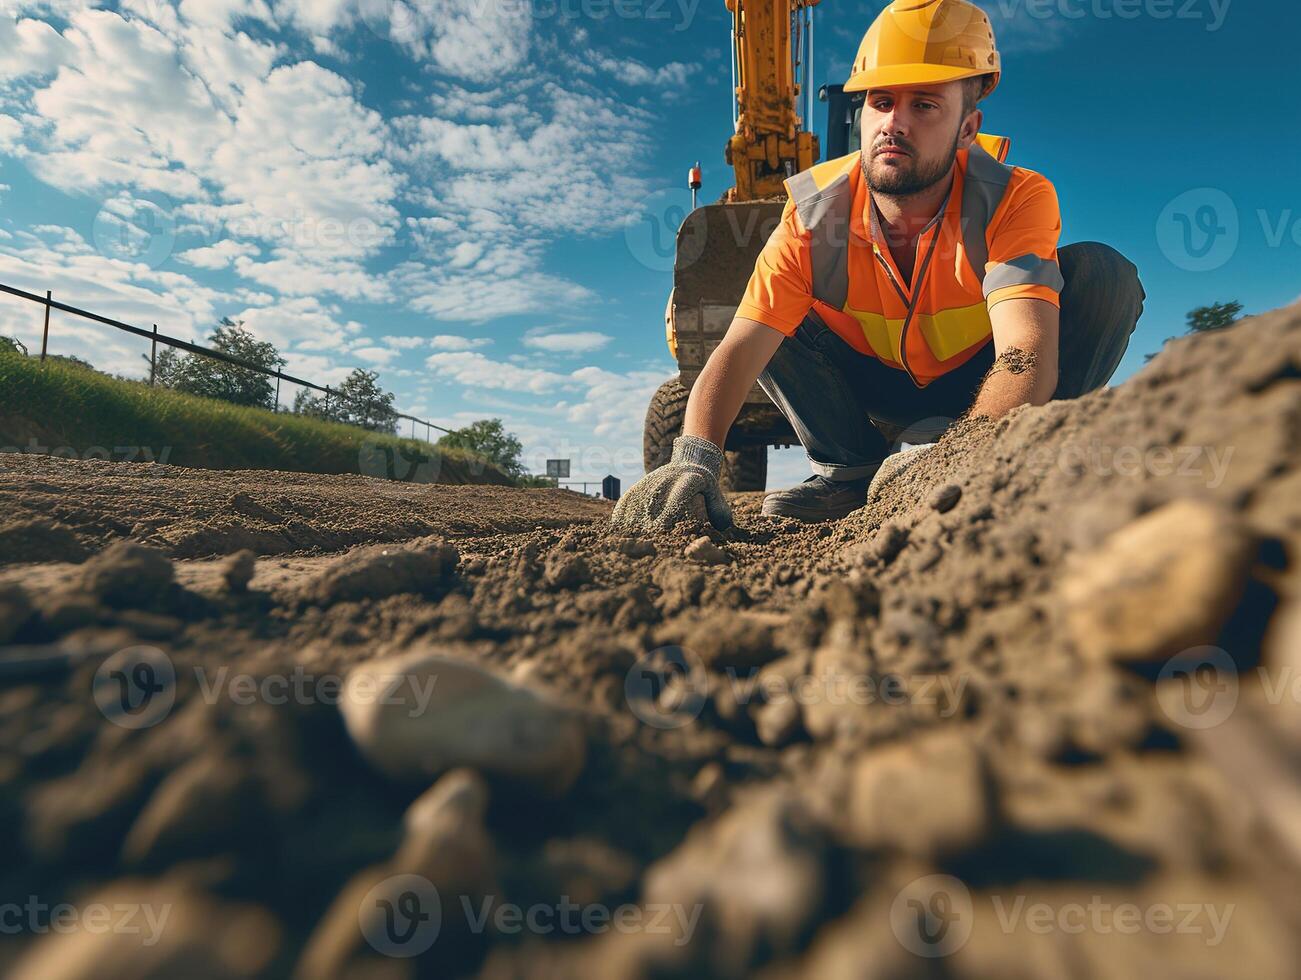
[156, 318, 285, 409]
[0, 336, 28, 356]
[294, 369, 399, 434]
[437, 419, 526, 480]
[1146, 300, 1245, 362]
[1185, 301, 1243, 334]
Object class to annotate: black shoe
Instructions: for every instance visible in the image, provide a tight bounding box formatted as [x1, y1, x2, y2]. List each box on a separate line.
[761, 475, 870, 522]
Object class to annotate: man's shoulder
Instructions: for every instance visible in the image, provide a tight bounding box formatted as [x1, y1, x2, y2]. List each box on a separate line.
[1005, 165, 1060, 210]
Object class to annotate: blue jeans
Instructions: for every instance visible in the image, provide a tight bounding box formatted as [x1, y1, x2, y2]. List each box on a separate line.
[756, 242, 1145, 481]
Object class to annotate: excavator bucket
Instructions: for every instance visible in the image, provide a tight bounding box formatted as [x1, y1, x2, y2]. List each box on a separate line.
[668, 200, 786, 403]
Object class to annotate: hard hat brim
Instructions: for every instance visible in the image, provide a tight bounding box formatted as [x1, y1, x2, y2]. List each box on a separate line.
[844, 63, 997, 95]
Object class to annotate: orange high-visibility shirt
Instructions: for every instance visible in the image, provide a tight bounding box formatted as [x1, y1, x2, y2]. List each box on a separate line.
[736, 146, 1063, 387]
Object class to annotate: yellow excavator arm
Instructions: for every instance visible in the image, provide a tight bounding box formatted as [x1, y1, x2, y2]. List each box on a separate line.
[725, 0, 821, 201]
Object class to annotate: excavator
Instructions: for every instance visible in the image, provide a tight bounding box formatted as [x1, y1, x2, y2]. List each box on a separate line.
[644, 0, 865, 491]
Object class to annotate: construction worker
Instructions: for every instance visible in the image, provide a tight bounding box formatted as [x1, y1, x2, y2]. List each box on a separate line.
[614, 0, 1143, 530]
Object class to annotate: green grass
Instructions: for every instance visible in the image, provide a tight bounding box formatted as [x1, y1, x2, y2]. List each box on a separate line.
[0, 352, 511, 485]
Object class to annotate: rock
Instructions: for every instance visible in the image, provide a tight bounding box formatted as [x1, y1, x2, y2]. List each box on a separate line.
[929, 482, 962, 513]
[844, 728, 991, 859]
[685, 536, 731, 565]
[8, 879, 280, 980]
[754, 697, 802, 747]
[299, 768, 496, 979]
[613, 537, 657, 558]
[1068, 667, 1151, 755]
[0, 582, 34, 644]
[652, 563, 706, 613]
[0, 518, 87, 564]
[26, 754, 156, 864]
[78, 541, 175, 609]
[544, 551, 592, 589]
[222, 550, 256, 593]
[871, 522, 909, 565]
[801, 624, 873, 742]
[683, 612, 779, 672]
[535, 838, 640, 909]
[1058, 499, 1255, 663]
[339, 650, 586, 796]
[34, 593, 100, 636]
[643, 789, 826, 971]
[305, 540, 458, 605]
[121, 752, 262, 869]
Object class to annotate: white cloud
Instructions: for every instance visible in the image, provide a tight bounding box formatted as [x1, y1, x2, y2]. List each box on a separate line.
[176, 239, 261, 269]
[586, 53, 700, 88]
[0, 117, 20, 154]
[425, 350, 571, 395]
[15, 9, 399, 299]
[381, 334, 427, 350]
[232, 295, 364, 350]
[0, 16, 73, 81]
[429, 334, 491, 351]
[523, 330, 612, 354]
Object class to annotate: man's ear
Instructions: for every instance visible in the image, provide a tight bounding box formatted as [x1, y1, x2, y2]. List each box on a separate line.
[957, 108, 982, 148]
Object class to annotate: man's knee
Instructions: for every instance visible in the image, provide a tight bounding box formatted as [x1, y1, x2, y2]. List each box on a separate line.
[1060, 242, 1146, 328]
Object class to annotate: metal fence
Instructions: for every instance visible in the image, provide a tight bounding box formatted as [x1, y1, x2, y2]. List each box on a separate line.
[0, 280, 452, 441]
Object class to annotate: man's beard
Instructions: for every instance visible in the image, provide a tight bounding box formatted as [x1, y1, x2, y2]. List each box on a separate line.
[862, 131, 961, 199]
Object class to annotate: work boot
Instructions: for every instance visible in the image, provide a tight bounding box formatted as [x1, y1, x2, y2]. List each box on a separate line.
[761, 475, 870, 522]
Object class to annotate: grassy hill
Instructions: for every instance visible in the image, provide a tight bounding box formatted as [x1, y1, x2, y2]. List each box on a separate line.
[0, 352, 512, 485]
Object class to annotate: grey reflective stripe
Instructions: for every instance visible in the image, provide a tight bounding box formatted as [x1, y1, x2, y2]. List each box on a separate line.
[961, 143, 1015, 285]
[982, 252, 1065, 296]
[789, 169, 852, 310]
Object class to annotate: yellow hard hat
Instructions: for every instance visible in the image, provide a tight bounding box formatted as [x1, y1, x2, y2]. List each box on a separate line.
[845, 0, 1001, 99]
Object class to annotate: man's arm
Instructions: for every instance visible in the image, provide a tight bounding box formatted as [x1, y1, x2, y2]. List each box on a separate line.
[683, 317, 787, 445]
[967, 297, 1059, 419]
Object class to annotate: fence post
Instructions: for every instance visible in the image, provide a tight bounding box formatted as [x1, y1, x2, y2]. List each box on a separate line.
[274, 375, 281, 412]
[425, 422, 431, 444]
[149, 324, 158, 386]
[40, 290, 52, 363]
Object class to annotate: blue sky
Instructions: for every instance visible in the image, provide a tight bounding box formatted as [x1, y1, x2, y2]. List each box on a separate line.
[0, 0, 1295, 488]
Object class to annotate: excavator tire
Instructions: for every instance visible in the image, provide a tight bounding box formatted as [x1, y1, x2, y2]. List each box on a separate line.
[643, 376, 768, 492]
[643, 377, 690, 473]
[721, 446, 767, 493]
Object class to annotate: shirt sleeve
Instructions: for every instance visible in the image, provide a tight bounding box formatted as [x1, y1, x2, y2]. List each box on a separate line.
[734, 198, 816, 335]
[983, 170, 1064, 311]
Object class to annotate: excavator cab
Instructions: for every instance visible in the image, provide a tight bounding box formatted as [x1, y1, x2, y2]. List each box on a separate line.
[644, 77, 865, 492]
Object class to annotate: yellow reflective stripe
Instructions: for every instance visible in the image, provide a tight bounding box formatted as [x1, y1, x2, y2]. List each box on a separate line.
[915, 301, 994, 362]
[843, 301, 992, 365]
[843, 305, 902, 364]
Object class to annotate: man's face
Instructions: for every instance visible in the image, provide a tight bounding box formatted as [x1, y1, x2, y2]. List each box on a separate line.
[860, 81, 975, 198]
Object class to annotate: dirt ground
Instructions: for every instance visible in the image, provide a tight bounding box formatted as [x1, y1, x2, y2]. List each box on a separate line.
[1, 303, 1299, 979]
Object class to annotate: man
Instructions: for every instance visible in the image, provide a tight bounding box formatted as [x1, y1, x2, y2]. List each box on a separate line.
[613, 0, 1143, 531]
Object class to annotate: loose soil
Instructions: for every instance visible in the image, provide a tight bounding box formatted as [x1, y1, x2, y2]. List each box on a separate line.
[1, 303, 1299, 979]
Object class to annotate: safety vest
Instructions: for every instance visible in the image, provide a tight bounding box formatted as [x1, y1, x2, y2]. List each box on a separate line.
[784, 134, 1062, 386]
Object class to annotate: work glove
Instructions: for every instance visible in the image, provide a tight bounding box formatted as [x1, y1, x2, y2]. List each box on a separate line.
[611, 435, 733, 532]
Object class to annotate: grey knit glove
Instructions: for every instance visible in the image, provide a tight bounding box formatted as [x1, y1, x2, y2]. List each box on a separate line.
[611, 435, 733, 532]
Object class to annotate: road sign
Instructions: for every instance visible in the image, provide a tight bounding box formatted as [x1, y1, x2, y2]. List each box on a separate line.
[546, 459, 570, 479]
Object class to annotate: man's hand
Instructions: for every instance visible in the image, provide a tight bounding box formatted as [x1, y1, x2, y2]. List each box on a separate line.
[611, 435, 733, 533]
